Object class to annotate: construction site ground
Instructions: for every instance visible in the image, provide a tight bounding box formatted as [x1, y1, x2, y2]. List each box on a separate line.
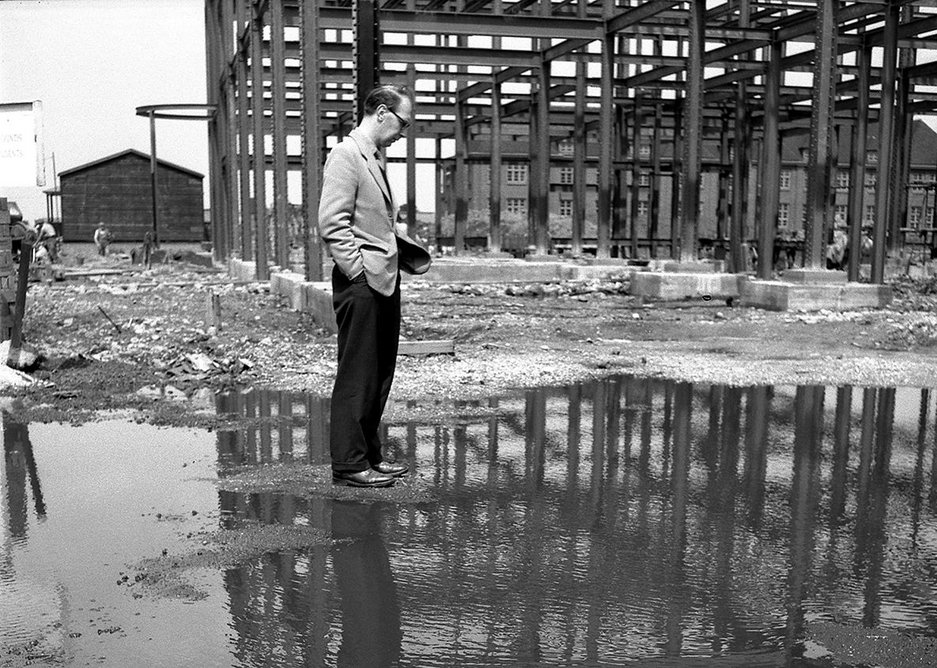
[4, 242, 937, 426]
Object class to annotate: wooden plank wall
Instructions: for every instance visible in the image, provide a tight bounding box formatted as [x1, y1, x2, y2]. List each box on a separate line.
[61, 154, 204, 243]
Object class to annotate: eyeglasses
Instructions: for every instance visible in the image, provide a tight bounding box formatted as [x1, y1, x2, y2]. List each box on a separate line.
[386, 107, 411, 130]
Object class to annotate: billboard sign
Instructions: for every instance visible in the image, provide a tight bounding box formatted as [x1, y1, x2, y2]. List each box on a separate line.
[0, 101, 43, 187]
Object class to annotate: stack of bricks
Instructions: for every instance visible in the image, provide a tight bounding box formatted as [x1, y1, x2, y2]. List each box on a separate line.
[0, 199, 16, 341]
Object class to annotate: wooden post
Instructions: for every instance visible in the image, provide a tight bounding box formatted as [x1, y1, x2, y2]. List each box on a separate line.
[206, 290, 222, 331]
[7, 237, 33, 369]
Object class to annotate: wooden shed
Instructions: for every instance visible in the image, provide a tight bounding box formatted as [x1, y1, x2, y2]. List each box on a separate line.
[59, 149, 205, 243]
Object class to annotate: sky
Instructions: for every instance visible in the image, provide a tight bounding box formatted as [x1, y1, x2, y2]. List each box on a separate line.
[0, 0, 211, 223]
[4, 0, 937, 224]
[0, 0, 436, 225]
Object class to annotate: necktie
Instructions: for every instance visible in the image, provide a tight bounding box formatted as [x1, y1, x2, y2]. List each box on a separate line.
[375, 151, 392, 192]
[375, 151, 395, 223]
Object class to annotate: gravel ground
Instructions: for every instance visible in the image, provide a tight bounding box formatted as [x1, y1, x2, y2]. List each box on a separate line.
[4, 248, 937, 425]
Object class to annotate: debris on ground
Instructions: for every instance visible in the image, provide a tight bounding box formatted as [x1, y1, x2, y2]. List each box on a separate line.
[4, 246, 937, 425]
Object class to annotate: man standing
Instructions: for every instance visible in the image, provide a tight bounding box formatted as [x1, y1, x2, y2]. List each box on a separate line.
[93, 222, 111, 257]
[318, 85, 430, 488]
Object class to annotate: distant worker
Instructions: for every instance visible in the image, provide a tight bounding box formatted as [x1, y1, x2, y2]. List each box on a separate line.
[142, 230, 156, 269]
[93, 222, 112, 257]
[37, 220, 59, 263]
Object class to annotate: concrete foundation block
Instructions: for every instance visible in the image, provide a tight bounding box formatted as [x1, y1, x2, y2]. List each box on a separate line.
[302, 281, 337, 332]
[660, 260, 726, 273]
[270, 271, 306, 311]
[419, 259, 567, 283]
[740, 278, 892, 311]
[228, 258, 256, 281]
[780, 269, 847, 284]
[629, 272, 741, 300]
[564, 264, 637, 281]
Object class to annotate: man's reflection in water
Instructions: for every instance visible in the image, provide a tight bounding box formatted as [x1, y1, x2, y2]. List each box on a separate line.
[331, 500, 402, 667]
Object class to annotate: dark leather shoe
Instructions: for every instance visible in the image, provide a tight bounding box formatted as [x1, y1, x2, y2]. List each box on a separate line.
[373, 461, 409, 477]
[332, 469, 395, 488]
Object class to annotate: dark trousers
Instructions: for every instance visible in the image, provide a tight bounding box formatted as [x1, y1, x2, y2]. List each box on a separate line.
[331, 500, 401, 667]
[330, 266, 401, 473]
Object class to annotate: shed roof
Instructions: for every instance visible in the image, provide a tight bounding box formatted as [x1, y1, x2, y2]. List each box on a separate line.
[58, 148, 204, 179]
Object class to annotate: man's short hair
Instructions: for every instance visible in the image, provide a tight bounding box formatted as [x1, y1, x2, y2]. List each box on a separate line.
[363, 84, 411, 116]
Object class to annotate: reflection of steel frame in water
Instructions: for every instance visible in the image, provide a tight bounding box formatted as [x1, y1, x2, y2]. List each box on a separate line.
[2, 414, 45, 539]
[1, 414, 64, 658]
[214, 389, 330, 469]
[214, 378, 937, 664]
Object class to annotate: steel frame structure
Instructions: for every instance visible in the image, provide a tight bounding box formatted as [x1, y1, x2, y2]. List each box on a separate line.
[204, 0, 937, 282]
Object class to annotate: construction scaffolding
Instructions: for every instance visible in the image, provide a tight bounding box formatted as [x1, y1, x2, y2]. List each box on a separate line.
[203, 0, 937, 283]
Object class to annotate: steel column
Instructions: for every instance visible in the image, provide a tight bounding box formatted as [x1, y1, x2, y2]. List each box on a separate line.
[894, 54, 914, 250]
[435, 137, 444, 249]
[847, 42, 871, 283]
[873, 0, 900, 283]
[597, 32, 614, 258]
[893, 6, 916, 256]
[572, 61, 585, 257]
[649, 98, 662, 258]
[271, 0, 289, 269]
[454, 99, 468, 254]
[670, 102, 682, 259]
[527, 91, 539, 247]
[300, 0, 323, 282]
[205, 0, 224, 261]
[717, 112, 729, 246]
[406, 64, 417, 233]
[758, 39, 782, 280]
[148, 110, 160, 245]
[250, 4, 269, 280]
[489, 78, 503, 253]
[731, 92, 751, 273]
[629, 96, 643, 259]
[731, 0, 752, 273]
[803, 0, 838, 269]
[353, 0, 380, 123]
[534, 60, 551, 255]
[679, 0, 705, 263]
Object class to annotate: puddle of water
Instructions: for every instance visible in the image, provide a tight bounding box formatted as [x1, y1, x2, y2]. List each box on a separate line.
[4, 379, 937, 666]
[1, 419, 227, 666]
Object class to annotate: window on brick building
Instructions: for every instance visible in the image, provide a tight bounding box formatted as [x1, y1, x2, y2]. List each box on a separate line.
[506, 163, 528, 184]
[506, 197, 526, 215]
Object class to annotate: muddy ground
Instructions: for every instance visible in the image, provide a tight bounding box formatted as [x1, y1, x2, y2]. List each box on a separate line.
[6, 246, 937, 428]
